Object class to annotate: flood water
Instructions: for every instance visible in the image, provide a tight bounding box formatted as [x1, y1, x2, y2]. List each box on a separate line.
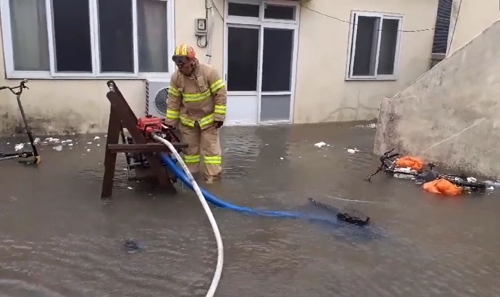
[0, 123, 499, 297]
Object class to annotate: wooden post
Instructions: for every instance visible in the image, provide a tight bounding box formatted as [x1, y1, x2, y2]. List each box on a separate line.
[100, 98, 121, 198]
[100, 80, 187, 199]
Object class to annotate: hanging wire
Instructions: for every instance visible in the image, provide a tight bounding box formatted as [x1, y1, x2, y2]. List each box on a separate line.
[207, 1, 435, 33]
[300, 4, 435, 33]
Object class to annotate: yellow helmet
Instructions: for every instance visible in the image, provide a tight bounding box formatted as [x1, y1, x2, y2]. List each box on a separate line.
[173, 44, 196, 59]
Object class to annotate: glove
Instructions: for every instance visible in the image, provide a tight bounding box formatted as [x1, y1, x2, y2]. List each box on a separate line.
[214, 121, 223, 129]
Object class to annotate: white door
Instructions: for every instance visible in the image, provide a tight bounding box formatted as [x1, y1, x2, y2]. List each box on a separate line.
[258, 25, 297, 124]
[224, 24, 260, 125]
[223, 0, 299, 126]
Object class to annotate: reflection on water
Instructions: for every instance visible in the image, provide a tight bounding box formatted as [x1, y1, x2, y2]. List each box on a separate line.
[0, 123, 500, 297]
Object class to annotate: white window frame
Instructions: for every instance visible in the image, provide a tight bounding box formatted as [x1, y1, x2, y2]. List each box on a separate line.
[225, 0, 298, 24]
[0, 0, 175, 80]
[345, 11, 403, 81]
[224, 0, 299, 124]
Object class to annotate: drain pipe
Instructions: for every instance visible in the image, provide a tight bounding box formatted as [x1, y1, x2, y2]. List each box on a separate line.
[205, 0, 216, 64]
[153, 134, 223, 297]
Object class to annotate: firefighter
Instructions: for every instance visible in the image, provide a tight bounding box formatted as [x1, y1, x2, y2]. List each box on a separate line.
[165, 44, 227, 183]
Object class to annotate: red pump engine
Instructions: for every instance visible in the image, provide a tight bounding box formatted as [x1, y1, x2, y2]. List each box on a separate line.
[136, 115, 180, 143]
[137, 115, 163, 140]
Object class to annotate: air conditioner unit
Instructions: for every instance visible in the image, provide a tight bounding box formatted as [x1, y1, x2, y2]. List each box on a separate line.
[145, 79, 169, 118]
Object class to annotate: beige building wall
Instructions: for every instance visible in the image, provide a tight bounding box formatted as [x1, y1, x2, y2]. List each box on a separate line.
[0, 0, 437, 135]
[294, 0, 438, 123]
[448, 0, 500, 54]
[0, 50, 146, 135]
[0, 0, 222, 135]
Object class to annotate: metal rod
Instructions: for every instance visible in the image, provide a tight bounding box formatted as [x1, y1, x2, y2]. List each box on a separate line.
[15, 93, 39, 158]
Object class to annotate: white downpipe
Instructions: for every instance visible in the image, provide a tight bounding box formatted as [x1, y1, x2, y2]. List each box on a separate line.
[205, 3, 216, 64]
[153, 135, 224, 297]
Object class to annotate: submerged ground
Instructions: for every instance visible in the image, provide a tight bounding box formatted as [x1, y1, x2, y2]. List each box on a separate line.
[0, 123, 499, 297]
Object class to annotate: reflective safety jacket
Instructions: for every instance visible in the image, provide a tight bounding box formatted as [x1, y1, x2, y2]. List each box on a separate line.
[165, 61, 227, 129]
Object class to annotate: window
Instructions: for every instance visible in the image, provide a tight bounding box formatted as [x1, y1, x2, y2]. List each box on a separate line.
[227, 2, 259, 18]
[228, 2, 297, 21]
[262, 28, 294, 92]
[264, 4, 296, 20]
[227, 26, 259, 91]
[1, 0, 174, 79]
[347, 12, 402, 80]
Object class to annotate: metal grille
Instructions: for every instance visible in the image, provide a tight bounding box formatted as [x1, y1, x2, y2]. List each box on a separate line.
[154, 87, 169, 116]
[432, 0, 452, 54]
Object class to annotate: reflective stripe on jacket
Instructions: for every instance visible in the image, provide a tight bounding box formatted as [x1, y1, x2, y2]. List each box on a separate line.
[165, 61, 227, 129]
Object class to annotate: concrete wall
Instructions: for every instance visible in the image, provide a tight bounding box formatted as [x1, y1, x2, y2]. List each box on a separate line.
[374, 20, 500, 178]
[0, 0, 437, 135]
[448, 0, 500, 54]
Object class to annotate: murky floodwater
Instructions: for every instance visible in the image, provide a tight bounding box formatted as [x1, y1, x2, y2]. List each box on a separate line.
[0, 123, 500, 297]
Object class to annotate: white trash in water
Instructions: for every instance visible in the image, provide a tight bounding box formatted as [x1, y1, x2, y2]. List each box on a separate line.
[356, 123, 377, 129]
[314, 142, 327, 148]
[53, 145, 63, 151]
[34, 137, 41, 144]
[347, 148, 360, 154]
[94, 136, 100, 140]
[45, 137, 60, 144]
[14, 143, 24, 151]
[467, 177, 477, 183]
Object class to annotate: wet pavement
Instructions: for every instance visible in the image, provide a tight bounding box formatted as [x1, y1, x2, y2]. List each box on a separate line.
[0, 123, 500, 297]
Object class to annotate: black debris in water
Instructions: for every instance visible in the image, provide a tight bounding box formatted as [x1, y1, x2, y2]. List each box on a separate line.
[308, 197, 370, 227]
[124, 238, 143, 253]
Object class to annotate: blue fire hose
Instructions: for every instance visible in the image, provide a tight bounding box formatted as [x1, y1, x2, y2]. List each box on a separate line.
[158, 148, 369, 297]
[160, 153, 301, 218]
[159, 153, 348, 224]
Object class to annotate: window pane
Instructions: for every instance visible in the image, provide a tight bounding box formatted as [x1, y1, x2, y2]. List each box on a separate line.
[52, 0, 92, 72]
[377, 19, 399, 75]
[262, 28, 293, 92]
[98, 0, 134, 73]
[352, 16, 380, 76]
[227, 27, 259, 91]
[260, 95, 291, 121]
[264, 5, 295, 20]
[9, 0, 49, 71]
[138, 0, 169, 73]
[227, 3, 259, 17]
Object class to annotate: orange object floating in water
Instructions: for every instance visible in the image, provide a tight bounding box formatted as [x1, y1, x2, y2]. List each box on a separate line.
[422, 179, 462, 196]
[395, 156, 424, 171]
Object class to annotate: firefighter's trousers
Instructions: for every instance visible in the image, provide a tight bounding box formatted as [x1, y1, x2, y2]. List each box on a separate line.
[179, 122, 222, 179]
